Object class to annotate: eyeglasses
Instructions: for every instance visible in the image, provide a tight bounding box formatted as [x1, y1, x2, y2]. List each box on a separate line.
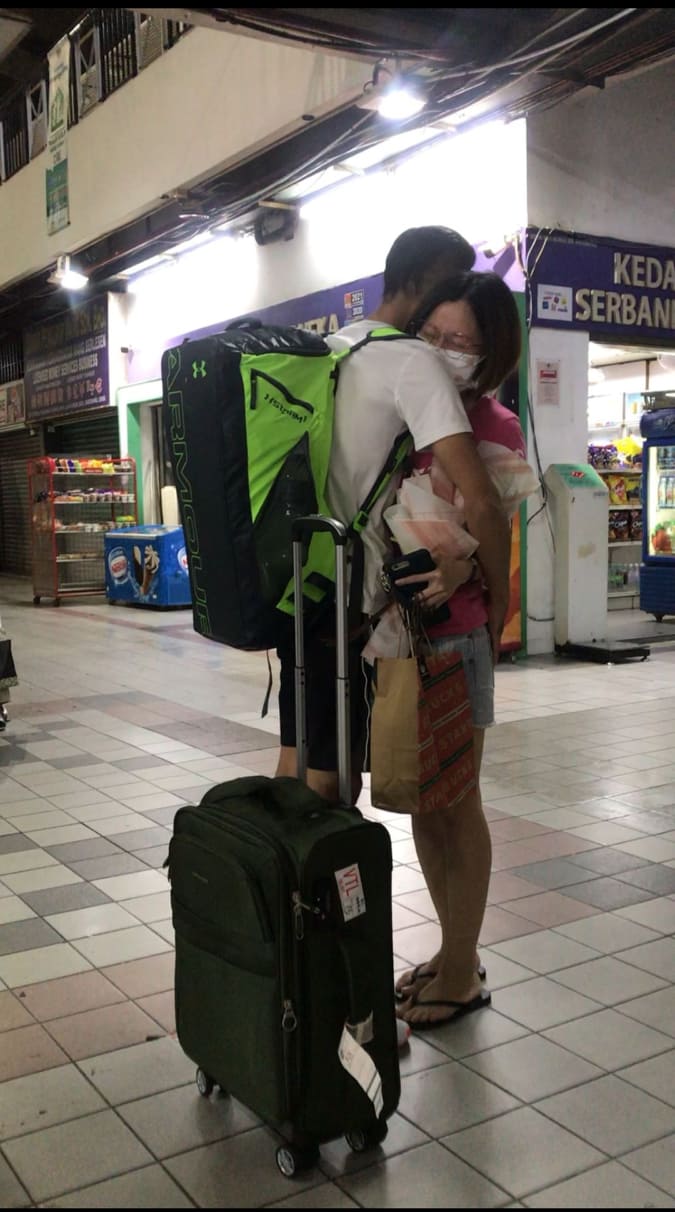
[420, 326, 483, 355]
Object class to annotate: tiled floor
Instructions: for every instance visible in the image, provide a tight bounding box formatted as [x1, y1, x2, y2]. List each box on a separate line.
[1, 576, 674, 1207]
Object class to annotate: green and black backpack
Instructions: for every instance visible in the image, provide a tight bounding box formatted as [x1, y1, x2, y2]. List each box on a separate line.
[161, 323, 412, 651]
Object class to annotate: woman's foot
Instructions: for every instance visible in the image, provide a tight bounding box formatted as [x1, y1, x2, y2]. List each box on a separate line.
[395, 955, 486, 1002]
[397, 972, 489, 1029]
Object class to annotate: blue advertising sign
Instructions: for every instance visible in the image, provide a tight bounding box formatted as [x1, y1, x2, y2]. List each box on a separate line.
[527, 228, 675, 342]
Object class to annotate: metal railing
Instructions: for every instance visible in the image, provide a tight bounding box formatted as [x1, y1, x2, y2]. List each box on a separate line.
[0, 9, 190, 185]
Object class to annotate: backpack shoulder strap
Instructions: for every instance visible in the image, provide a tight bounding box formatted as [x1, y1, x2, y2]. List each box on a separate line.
[332, 324, 414, 365]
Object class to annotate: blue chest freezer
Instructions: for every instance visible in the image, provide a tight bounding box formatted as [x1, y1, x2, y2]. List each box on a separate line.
[105, 525, 191, 607]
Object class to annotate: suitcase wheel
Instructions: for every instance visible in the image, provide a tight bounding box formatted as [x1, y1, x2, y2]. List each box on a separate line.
[195, 1068, 216, 1098]
[345, 1120, 388, 1153]
[275, 1143, 320, 1178]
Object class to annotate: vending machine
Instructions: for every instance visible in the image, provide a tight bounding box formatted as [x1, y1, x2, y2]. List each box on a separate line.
[640, 399, 675, 620]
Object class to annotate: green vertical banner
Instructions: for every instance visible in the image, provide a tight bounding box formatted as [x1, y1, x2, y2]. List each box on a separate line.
[46, 35, 70, 235]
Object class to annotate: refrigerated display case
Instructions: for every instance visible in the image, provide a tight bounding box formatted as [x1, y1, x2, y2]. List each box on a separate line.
[104, 524, 191, 607]
[29, 455, 137, 605]
[639, 406, 675, 620]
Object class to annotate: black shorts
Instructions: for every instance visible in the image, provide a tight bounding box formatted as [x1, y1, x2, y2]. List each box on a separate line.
[276, 613, 372, 773]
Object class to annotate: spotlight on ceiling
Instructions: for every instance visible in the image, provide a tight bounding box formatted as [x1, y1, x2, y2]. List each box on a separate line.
[378, 81, 426, 121]
[47, 254, 88, 291]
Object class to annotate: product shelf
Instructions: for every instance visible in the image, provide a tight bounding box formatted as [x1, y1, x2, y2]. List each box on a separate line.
[28, 455, 138, 606]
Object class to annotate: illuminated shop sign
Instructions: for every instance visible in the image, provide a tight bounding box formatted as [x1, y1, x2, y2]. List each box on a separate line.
[528, 229, 675, 340]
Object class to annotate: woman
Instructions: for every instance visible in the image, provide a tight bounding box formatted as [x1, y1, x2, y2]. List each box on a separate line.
[391, 271, 529, 1029]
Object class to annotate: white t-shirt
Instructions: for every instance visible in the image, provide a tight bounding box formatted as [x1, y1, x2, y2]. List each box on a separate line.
[325, 320, 472, 614]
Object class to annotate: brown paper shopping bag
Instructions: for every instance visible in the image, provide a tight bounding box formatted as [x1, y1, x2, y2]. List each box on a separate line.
[370, 650, 475, 814]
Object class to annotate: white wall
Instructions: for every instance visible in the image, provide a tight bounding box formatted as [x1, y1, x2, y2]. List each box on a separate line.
[124, 118, 528, 381]
[0, 27, 369, 290]
[526, 57, 675, 244]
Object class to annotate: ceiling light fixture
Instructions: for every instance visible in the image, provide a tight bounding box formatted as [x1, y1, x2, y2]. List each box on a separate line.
[47, 254, 88, 291]
[358, 60, 427, 122]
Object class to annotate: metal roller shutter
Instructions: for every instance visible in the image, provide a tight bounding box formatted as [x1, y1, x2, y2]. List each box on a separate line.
[0, 427, 44, 575]
[44, 409, 120, 457]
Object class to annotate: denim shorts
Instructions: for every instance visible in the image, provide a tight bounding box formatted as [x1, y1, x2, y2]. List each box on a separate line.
[432, 625, 495, 729]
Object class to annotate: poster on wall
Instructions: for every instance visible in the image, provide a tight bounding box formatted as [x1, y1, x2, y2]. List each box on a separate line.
[0, 381, 26, 429]
[24, 297, 109, 421]
[45, 36, 71, 236]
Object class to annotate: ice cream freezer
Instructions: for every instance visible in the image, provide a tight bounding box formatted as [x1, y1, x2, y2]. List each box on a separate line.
[105, 525, 191, 607]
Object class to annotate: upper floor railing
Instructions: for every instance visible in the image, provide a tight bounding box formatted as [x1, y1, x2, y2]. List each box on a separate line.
[0, 9, 190, 185]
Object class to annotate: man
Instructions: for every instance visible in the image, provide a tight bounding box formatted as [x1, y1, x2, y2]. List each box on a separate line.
[276, 226, 511, 803]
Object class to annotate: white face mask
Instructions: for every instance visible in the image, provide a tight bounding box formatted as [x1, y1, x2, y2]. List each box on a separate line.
[435, 347, 482, 387]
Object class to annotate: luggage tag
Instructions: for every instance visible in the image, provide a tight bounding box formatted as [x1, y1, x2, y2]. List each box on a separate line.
[338, 1019, 383, 1118]
[334, 863, 366, 922]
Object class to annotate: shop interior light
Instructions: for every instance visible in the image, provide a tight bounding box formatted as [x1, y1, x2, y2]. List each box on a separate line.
[47, 254, 88, 290]
[171, 231, 214, 256]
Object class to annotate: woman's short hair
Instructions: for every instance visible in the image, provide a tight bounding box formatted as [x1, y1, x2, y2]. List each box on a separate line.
[408, 270, 522, 398]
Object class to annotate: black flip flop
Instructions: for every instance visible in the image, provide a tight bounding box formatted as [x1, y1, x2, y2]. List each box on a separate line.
[403, 988, 492, 1031]
[394, 963, 487, 1002]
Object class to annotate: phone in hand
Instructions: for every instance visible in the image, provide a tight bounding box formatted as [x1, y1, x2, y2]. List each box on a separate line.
[381, 548, 451, 623]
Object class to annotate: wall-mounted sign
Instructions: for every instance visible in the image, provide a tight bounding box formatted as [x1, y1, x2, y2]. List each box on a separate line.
[24, 297, 109, 421]
[0, 381, 25, 429]
[536, 359, 560, 406]
[528, 228, 675, 341]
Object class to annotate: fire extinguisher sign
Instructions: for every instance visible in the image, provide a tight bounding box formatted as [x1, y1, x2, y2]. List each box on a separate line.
[537, 359, 561, 406]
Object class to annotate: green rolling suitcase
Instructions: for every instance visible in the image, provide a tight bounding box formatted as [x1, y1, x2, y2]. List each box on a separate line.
[167, 516, 400, 1176]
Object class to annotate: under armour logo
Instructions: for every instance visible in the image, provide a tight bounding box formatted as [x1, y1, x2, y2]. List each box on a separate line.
[192, 360, 207, 379]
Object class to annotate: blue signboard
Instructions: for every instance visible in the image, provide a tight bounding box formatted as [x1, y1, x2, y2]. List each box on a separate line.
[526, 227, 675, 343]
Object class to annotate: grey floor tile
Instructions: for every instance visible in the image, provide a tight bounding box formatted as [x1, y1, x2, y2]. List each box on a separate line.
[523, 1159, 675, 1207]
[337, 1140, 508, 1208]
[115, 756, 178, 771]
[618, 1049, 675, 1106]
[489, 976, 603, 1030]
[0, 917, 65, 955]
[106, 826, 172, 853]
[267, 1183, 359, 1208]
[69, 855, 149, 880]
[619, 986, 675, 1036]
[566, 848, 651, 876]
[0, 836, 38, 855]
[19, 882, 112, 915]
[142, 807, 181, 827]
[0, 1155, 30, 1208]
[77, 1038, 194, 1104]
[398, 1061, 519, 1137]
[554, 877, 655, 911]
[41, 1164, 195, 1208]
[116, 1083, 260, 1158]
[543, 1007, 674, 1069]
[621, 1136, 675, 1197]
[0, 1063, 105, 1140]
[616, 864, 675, 895]
[549, 955, 668, 1005]
[489, 930, 600, 974]
[615, 937, 675, 981]
[508, 859, 598, 890]
[43, 839, 123, 862]
[2, 1109, 152, 1203]
[164, 1128, 321, 1207]
[317, 1112, 429, 1180]
[463, 1034, 603, 1102]
[535, 1073, 675, 1155]
[442, 1106, 604, 1200]
[135, 845, 170, 868]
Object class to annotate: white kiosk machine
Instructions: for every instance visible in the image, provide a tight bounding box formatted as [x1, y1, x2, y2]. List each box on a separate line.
[544, 463, 649, 662]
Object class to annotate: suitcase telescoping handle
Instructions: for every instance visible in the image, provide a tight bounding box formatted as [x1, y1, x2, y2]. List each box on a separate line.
[291, 515, 351, 808]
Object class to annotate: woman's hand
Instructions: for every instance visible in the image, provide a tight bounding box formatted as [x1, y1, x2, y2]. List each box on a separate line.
[394, 549, 474, 610]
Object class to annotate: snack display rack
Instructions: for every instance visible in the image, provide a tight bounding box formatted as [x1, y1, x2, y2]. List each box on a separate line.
[588, 443, 642, 607]
[28, 455, 137, 605]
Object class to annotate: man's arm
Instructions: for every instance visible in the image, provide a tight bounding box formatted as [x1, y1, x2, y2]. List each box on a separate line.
[432, 432, 511, 662]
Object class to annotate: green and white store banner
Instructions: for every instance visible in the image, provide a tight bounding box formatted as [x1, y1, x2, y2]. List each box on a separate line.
[46, 36, 70, 236]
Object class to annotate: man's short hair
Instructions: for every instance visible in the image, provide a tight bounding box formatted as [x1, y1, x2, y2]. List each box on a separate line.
[382, 227, 475, 299]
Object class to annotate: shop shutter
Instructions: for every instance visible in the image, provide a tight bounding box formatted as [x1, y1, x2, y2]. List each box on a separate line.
[44, 410, 121, 457]
[0, 428, 44, 575]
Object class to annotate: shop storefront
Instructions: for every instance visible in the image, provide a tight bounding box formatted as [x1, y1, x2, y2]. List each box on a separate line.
[0, 381, 40, 575]
[526, 228, 675, 647]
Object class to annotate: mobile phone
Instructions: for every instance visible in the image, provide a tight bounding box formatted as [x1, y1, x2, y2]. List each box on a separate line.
[381, 549, 451, 624]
